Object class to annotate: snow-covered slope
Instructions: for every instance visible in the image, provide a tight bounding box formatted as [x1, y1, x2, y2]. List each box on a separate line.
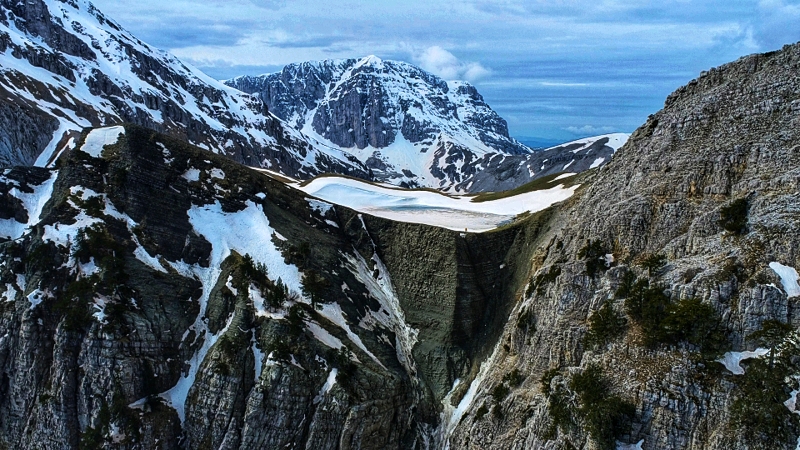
[227, 56, 628, 192]
[295, 175, 578, 232]
[449, 132, 629, 192]
[0, 0, 369, 179]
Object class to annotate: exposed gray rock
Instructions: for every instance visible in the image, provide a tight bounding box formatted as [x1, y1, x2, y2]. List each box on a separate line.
[0, 124, 545, 449]
[445, 42, 800, 450]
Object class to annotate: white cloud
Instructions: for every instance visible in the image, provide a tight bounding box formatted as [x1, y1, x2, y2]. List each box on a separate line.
[754, 0, 800, 49]
[413, 46, 491, 82]
[564, 125, 616, 135]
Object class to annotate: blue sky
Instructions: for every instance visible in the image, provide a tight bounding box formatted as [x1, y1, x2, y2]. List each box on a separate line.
[93, 0, 800, 142]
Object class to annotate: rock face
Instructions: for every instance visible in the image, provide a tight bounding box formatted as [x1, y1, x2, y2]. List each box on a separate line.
[443, 42, 800, 449]
[0, 0, 370, 179]
[226, 58, 625, 191]
[0, 124, 547, 449]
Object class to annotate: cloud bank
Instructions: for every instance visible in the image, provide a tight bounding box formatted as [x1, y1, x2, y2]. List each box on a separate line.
[414, 46, 491, 82]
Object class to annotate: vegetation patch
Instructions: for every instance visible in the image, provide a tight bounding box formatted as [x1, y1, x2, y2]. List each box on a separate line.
[731, 324, 799, 448]
[301, 269, 330, 309]
[286, 304, 306, 336]
[533, 265, 561, 295]
[640, 253, 667, 277]
[569, 365, 636, 450]
[541, 365, 634, 449]
[491, 383, 511, 402]
[621, 277, 725, 357]
[239, 253, 290, 308]
[578, 240, 610, 278]
[516, 308, 536, 333]
[52, 223, 135, 331]
[475, 404, 489, 420]
[718, 198, 748, 235]
[502, 369, 525, 387]
[585, 301, 628, 349]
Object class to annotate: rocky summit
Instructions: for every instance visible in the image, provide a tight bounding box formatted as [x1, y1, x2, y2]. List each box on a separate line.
[0, 1, 799, 450]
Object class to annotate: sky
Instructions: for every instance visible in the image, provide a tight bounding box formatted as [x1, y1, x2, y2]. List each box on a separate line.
[92, 0, 800, 143]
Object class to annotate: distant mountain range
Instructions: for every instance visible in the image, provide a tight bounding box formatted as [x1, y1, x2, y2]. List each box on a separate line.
[227, 57, 628, 191]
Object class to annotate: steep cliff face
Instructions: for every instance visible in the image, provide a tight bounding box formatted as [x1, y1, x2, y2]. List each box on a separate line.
[444, 43, 800, 449]
[0, 0, 369, 179]
[0, 124, 548, 449]
[226, 58, 625, 192]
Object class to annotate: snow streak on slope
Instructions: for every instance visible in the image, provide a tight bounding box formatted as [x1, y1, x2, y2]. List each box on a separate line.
[547, 133, 630, 153]
[0, 170, 58, 239]
[718, 348, 770, 375]
[297, 175, 578, 232]
[160, 200, 305, 421]
[770, 262, 800, 298]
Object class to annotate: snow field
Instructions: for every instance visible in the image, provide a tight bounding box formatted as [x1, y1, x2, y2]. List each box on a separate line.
[0, 170, 58, 240]
[297, 175, 578, 232]
[80, 126, 125, 158]
[718, 348, 770, 375]
[769, 262, 800, 298]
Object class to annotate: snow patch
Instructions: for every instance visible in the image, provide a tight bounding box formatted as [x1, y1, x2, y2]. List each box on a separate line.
[27, 289, 46, 310]
[590, 157, 606, 169]
[307, 198, 334, 215]
[786, 390, 799, 414]
[2, 283, 18, 302]
[298, 175, 578, 232]
[718, 348, 769, 375]
[313, 368, 338, 404]
[0, 170, 58, 240]
[553, 173, 576, 181]
[617, 440, 644, 450]
[318, 302, 386, 369]
[252, 333, 265, 381]
[306, 321, 345, 350]
[80, 126, 125, 158]
[182, 168, 201, 182]
[160, 200, 297, 422]
[769, 262, 800, 298]
[187, 201, 304, 295]
[92, 296, 108, 323]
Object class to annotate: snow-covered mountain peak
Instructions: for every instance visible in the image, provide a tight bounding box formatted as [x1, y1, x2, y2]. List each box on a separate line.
[226, 56, 532, 189]
[356, 54, 385, 69]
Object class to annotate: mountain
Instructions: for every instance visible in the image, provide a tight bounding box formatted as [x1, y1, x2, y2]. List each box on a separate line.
[226, 57, 627, 191]
[0, 0, 370, 178]
[1, 1, 799, 449]
[0, 123, 545, 448]
[450, 132, 628, 192]
[443, 42, 800, 449]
